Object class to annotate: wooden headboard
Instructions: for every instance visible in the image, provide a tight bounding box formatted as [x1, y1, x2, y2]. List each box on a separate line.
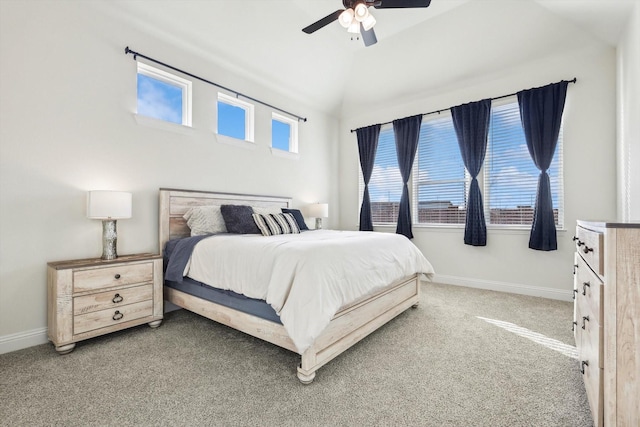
[158, 188, 292, 253]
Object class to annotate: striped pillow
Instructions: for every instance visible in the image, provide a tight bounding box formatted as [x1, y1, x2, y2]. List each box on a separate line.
[252, 213, 301, 236]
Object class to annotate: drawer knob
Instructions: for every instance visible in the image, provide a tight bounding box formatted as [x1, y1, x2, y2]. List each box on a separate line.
[582, 282, 590, 296]
[572, 321, 577, 331]
[581, 315, 589, 330]
[572, 236, 584, 247]
[112, 310, 124, 321]
[114, 274, 121, 280]
[573, 289, 578, 300]
[580, 360, 589, 375]
[112, 293, 123, 304]
[573, 264, 578, 275]
[582, 245, 593, 254]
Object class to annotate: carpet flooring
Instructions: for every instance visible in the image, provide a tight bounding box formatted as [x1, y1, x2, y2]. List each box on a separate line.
[0, 282, 593, 426]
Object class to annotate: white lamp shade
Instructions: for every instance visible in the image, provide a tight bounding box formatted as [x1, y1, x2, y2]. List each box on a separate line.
[347, 20, 360, 34]
[362, 14, 376, 31]
[307, 203, 329, 218]
[87, 191, 132, 219]
[354, 3, 369, 22]
[339, 8, 354, 28]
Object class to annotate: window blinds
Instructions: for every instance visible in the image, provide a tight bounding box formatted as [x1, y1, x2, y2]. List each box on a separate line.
[485, 100, 564, 227]
[413, 114, 467, 224]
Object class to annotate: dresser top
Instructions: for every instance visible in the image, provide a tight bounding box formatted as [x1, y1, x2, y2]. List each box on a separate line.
[577, 220, 640, 231]
[48, 253, 162, 270]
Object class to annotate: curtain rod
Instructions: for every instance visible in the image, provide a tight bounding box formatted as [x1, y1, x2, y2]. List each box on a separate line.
[349, 77, 577, 133]
[124, 47, 308, 123]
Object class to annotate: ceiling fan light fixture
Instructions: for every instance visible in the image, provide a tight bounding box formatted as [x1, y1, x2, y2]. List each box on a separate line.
[354, 3, 369, 22]
[347, 20, 360, 34]
[362, 14, 376, 31]
[339, 8, 355, 28]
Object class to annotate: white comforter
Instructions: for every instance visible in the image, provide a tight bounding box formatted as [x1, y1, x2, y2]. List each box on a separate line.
[185, 230, 435, 354]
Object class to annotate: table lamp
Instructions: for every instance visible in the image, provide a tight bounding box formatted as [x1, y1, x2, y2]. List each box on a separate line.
[307, 203, 329, 229]
[87, 191, 132, 260]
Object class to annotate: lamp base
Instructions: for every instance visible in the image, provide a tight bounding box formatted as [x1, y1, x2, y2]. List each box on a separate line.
[315, 218, 323, 230]
[101, 219, 118, 260]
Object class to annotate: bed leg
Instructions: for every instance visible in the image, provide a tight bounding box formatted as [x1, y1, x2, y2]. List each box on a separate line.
[297, 364, 316, 384]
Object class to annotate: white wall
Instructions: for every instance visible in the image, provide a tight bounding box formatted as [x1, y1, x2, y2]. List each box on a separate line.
[617, 2, 640, 221]
[338, 45, 618, 300]
[0, 2, 339, 351]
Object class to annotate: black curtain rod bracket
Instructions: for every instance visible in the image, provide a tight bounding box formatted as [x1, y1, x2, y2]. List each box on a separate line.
[124, 46, 307, 123]
[350, 78, 576, 133]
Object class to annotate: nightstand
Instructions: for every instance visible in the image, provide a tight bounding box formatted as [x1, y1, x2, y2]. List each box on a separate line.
[47, 253, 163, 354]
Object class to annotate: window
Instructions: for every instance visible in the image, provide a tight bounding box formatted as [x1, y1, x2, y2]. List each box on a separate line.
[136, 62, 192, 126]
[358, 125, 402, 224]
[485, 99, 564, 227]
[358, 98, 564, 230]
[217, 93, 254, 142]
[272, 113, 299, 153]
[413, 113, 468, 225]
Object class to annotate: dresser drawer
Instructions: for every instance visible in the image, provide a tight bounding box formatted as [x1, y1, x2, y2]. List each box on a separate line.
[582, 361, 603, 427]
[73, 262, 153, 292]
[575, 254, 603, 322]
[579, 313, 603, 426]
[579, 310, 603, 369]
[73, 284, 153, 315]
[74, 300, 153, 335]
[575, 226, 604, 277]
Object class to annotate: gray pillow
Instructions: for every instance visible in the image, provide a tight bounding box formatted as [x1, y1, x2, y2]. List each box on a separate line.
[183, 206, 227, 236]
[220, 205, 261, 234]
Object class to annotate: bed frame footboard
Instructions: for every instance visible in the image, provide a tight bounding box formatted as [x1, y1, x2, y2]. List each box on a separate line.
[165, 274, 420, 384]
[297, 274, 420, 383]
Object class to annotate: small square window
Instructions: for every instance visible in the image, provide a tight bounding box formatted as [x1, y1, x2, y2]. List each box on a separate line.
[272, 113, 298, 153]
[217, 93, 254, 142]
[136, 62, 191, 126]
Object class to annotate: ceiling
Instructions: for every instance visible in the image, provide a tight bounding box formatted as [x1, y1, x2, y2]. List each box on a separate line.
[97, 0, 636, 117]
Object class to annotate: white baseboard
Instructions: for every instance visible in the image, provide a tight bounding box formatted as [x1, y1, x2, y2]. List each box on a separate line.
[432, 274, 573, 301]
[0, 327, 49, 355]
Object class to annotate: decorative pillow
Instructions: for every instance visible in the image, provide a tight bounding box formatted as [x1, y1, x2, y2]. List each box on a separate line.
[183, 206, 227, 236]
[281, 208, 309, 231]
[253, 213, 301, 236]
[252, 206, 283, 216]
[220, 204, 261, 234]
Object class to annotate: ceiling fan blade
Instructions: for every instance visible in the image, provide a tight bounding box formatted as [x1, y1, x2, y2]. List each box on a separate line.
[361, 24, 377, 47]
[302, 10, 344, 34]
[374, 0, 431, 8]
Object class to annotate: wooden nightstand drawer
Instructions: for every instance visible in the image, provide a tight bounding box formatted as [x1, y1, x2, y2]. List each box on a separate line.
[74, 299, 153, 335]
[74, 284, 153, 316]
[73, 262, 153, 292]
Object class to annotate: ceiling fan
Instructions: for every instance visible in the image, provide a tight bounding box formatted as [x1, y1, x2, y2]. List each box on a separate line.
[302, 0, 432, 47]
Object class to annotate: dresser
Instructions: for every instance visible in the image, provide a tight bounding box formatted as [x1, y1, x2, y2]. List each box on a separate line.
[573, 221, 639, 427]
[47, 253, 163, 354]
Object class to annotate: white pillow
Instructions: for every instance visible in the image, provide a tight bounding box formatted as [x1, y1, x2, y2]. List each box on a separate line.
[252, 206, 282, 216]
[183, 206, 227, 236]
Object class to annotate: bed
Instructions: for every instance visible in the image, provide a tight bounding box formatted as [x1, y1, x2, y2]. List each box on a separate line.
[159, 188, 434, 383]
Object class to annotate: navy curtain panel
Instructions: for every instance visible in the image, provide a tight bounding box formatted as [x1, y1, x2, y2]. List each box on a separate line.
[393, 115, 423, 239]
[517, 81, 568, 251]
[451, 99, 491, 246]
[356, 124, 381, 231]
